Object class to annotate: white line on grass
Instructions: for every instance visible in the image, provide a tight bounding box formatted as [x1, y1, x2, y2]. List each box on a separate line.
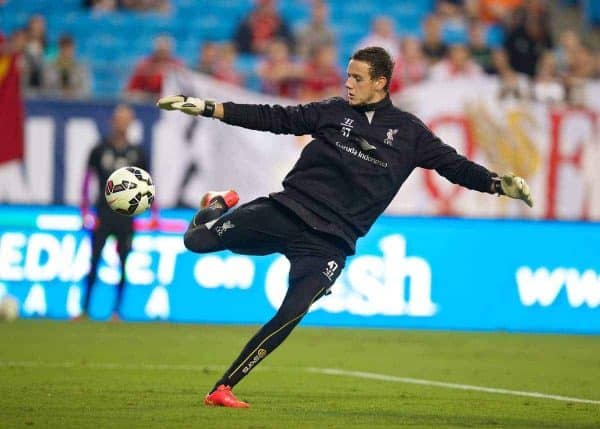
[2, 361, 599, 405]
[307, 367, 600, 405]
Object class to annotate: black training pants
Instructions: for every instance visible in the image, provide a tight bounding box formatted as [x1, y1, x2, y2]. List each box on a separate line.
[184, 197, 347, 389]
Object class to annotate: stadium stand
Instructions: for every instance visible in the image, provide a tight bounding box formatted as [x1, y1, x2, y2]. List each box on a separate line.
[1, 0, 597, 98]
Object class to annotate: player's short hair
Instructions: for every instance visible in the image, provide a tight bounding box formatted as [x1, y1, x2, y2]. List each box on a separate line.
[350, 46, 394, 91]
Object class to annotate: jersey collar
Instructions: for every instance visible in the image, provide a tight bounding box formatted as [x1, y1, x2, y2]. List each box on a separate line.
[352, 94, 392, 113]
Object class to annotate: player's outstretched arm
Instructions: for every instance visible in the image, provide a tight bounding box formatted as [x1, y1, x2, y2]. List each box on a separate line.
[492, 173, 534, 207]
[158, 93, 322, 136]
[157, 95, 223, 119]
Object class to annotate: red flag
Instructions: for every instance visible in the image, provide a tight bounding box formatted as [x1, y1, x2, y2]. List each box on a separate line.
[0, 50, 24, 164]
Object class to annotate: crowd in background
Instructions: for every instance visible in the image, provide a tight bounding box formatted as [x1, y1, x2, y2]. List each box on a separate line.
[1, 0, 599, 105]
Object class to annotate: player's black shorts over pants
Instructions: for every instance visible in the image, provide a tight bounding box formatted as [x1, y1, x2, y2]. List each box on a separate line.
[207, 196, 348, 304]
[216, 196, 346, 256]
[185, 197, 348, 389]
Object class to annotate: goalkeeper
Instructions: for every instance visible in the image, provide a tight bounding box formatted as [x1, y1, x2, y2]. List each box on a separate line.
[157, 46, 533, 408]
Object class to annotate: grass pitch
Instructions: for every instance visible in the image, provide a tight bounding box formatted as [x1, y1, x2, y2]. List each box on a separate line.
[1, 320, 599, 428]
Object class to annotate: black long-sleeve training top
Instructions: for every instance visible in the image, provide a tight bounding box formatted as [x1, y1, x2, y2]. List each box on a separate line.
[222, 95, 497, 253]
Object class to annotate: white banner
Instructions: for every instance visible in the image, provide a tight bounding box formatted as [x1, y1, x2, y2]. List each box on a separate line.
[156, 71, 302, 208]
[395, 77, 600, 220]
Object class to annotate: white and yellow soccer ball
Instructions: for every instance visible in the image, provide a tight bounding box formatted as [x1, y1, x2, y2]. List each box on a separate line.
[105, 166, 155, 216]
[0, 296, 19, 322]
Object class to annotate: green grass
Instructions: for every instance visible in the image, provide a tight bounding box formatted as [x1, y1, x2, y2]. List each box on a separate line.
[1, 320, 599, 428]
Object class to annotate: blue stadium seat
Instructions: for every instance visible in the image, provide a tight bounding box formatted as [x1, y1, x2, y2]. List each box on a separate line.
[235, 53, 260, 91]
[279, 2, 310, 24]
[3, 0, 53, 14]
[191, 15, 234, 42]
[176, 37, 201, 67]
[442, 22, 469, 45]
[486, 25, 505, 48]
[582, 0, 600, 26]
[0, 11, 29, 33]
[236, 53, 258, 74]
[389, 0, 435, 16]
[396, 15, 423, 37]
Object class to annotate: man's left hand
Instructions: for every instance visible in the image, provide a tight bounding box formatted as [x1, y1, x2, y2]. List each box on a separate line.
[499, 173, 533, 207]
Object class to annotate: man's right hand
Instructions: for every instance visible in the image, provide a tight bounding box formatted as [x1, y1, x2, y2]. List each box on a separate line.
[156, 95, 206, 116]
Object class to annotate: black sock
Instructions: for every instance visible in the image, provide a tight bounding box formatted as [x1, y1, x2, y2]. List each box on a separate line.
[192, 197, 227, 226]
[210, 316, 301, 392]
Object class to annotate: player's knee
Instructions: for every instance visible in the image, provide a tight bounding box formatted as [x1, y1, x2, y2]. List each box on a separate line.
[275, 299, 310, 324]
[183, 229, 202, 252]
[183, 227, 223, 253]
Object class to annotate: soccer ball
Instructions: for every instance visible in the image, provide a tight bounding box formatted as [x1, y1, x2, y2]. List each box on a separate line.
[105, 166, 155, 216]
[0, 296, 19, 322]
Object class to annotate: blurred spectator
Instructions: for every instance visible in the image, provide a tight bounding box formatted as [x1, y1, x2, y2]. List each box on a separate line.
[125, 35, 182, 102]
[8, 29, 27, 57]
[21, 15, 48, 95]
[390, 37, 429, 94]
[295, 0, 335, 59]
[298, 44, 342, 101]
[554, 30, 582, 76]
[490, 49, 530, 101]
[196, 42, 219, 75]
[85, 0, 170, 12]
[84, 0, 117, 12]
[121, 0, 171, 13]
[355, 16, 398, 59]
[503, 12, 553, 76]
[256, 39, 302, 97]
[532, 52, 565, 104]
[436, 0, 466, 20]
[509, 0, 550, 29]
[233, 0, 294, 55]
[212, 43, 244, 87]
[197, 42, 243, 86]
[569, 44, 596, 80]
[429, 44, 484, 80]
[422, 15, 448, 64]
[436, 0, 469, 33]
[563, 44, 595, 105]
[43, 35, 90, 99]
[469, 21, 493, 73]
[475, 0, 524, 25]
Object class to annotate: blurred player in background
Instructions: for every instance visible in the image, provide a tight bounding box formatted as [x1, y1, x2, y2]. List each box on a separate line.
[157, 46, 533, 408]
[80, 104, 151, 320]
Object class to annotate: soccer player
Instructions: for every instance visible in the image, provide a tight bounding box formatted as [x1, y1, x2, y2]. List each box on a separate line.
[80, 104, 150, 320]
[157, 46, 533, 408]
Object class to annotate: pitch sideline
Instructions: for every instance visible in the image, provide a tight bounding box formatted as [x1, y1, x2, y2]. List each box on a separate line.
[1, 360, 599, 405]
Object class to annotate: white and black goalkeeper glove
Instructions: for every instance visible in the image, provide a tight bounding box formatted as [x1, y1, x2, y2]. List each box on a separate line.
[156, 95, 215, 117]
[493, 173, 533, 207]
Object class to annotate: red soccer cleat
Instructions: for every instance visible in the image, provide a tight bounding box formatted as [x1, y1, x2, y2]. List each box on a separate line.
[200, 190, 239, 210]
[204, 385, 249, 408]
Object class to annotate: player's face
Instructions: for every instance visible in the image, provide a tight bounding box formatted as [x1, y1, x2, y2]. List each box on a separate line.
[345, 60, 386, 106]
[112, 105, 134, 136]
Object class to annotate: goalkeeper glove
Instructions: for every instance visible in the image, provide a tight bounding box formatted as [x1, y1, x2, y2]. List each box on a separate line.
[156, 95, 215, 116]
[493, 173, 533, 207]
